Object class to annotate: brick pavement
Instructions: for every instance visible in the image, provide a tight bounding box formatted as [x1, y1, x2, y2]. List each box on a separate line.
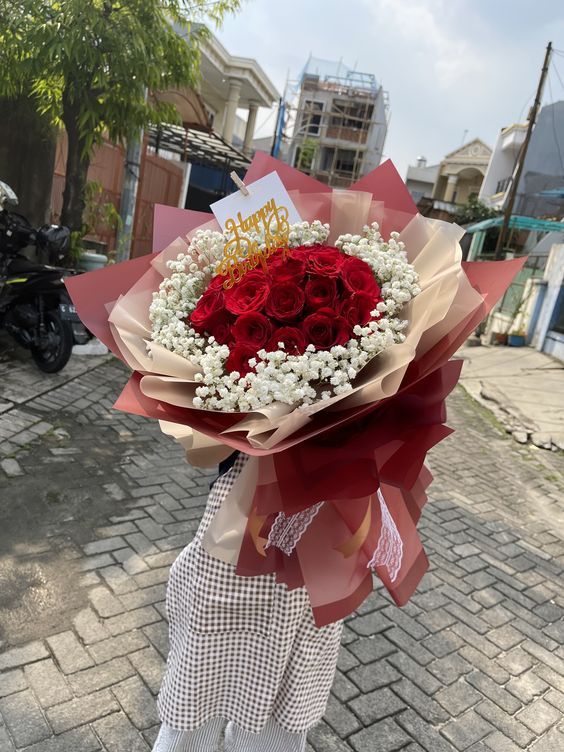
[0, 357, 563, 752]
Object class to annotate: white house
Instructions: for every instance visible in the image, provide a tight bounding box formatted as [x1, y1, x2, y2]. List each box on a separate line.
[479, 124, 527, 209]
[149, 26, 279, 211]
[405, 156, 439, 205]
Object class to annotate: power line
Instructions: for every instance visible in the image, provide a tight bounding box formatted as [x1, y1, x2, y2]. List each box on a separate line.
[551, 57, 564, 92]
[518, 89, 537, 123]
[255, 108, 275, 133]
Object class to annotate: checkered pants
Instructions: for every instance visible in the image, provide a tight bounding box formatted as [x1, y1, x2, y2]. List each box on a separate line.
[156, 455, 343, 736]
[152, 717, 306, 751]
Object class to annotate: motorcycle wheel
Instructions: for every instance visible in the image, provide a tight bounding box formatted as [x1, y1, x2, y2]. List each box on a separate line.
[31, 309, 74, 373]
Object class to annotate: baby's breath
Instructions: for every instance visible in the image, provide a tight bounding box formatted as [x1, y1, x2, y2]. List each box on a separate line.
[149, 221, 420, 412]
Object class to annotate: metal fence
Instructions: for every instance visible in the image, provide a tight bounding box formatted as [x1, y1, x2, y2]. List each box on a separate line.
[498, 254, 546, 317]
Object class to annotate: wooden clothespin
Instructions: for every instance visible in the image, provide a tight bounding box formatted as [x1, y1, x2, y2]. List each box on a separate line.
[230, 171, 249, 196]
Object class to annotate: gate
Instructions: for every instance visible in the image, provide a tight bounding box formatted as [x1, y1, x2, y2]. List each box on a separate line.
[52, 133, 182, 257]
[131, 148, 183, 258]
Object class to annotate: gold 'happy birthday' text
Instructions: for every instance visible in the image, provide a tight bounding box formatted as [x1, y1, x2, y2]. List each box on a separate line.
[215, 198, 290, 288]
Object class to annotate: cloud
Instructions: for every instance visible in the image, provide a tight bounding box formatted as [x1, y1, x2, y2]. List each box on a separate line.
[361, 0, 488, 89]
[216, 0, 564, 177]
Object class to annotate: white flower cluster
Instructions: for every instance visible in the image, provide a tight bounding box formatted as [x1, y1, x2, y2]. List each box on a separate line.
[149, 221, 420, 412]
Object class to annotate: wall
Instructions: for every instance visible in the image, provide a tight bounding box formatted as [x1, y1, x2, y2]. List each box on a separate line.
[485, 277, 542, 342]
[516, 102, 564, 217]
[543, 331, 564, 360]
[479, 131, 520, 202]
[455, 178, 484, 206]
[361, 90, 387, 174]
[406, 179, 434, 204]
[532, 244, 564, 361]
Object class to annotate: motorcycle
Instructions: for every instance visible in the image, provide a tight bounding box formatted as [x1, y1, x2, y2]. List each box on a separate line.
[0, 180, 89, 372]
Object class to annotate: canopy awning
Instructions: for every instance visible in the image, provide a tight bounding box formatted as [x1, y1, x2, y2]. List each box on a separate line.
[537, 188, 564, 198]
[148, 124, 251, 172]
[465, 215, 564, 234]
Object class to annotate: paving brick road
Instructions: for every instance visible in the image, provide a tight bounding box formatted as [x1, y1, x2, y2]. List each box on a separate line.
[0, 352, 563, 752]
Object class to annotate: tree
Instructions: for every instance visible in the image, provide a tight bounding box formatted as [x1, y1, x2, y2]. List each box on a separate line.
[0, 0, 241, 232]
[455, 193, 500, 226]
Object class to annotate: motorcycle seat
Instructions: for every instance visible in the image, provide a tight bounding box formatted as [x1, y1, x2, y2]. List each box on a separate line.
[7, 255, 62, 275]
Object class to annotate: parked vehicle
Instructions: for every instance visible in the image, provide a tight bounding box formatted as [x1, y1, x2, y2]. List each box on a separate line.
[0, 180, 89, 372]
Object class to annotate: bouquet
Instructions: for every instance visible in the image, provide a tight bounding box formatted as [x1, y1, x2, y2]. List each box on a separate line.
[67, 155, 523, 627]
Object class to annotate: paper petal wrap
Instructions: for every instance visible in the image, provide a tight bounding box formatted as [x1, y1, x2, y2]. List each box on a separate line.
[66, 155, 524, 626]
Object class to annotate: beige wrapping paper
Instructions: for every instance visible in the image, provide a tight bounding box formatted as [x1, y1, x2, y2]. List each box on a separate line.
[202, 454, 259, 561]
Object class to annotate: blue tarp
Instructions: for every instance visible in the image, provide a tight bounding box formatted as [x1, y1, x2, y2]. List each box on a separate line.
[465, 215, 564, 234]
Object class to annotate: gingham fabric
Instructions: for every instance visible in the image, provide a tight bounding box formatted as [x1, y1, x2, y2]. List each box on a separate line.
[152, 717, 306, 752]
[156, 454, 343, 735]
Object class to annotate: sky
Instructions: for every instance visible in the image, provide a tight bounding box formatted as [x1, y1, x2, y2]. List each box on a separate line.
[216, 0, 564, 178]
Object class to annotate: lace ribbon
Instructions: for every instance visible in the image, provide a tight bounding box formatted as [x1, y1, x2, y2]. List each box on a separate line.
[367, 488, 403, 583]
[265, 502, 324, 556]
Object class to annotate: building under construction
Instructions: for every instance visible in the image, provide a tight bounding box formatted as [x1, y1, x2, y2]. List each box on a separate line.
[287, 57, 389, 188]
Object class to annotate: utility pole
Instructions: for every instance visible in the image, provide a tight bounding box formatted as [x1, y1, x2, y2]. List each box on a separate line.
[270, 97, 284, 157]
[115, 86, 148, 263]
[494, 41, 552, 260]
[115, 128, 144, 263]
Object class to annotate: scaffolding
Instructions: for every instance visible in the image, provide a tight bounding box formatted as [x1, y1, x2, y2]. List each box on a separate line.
[285, 59, 390, 187]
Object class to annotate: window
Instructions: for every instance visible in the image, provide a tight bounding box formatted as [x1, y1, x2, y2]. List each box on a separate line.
[299, 100, 324, 137]
[319, 147, 361, 180]
[335, 149, 358, 176]
[330, 100, 374, 132]
[496, 176, 511, 194]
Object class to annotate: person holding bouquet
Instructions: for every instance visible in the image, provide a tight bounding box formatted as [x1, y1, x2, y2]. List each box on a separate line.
[65, 157, 522, 752]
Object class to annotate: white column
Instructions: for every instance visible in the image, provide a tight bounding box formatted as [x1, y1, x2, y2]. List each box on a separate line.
[243, 102, 259, 153]
[443, 174, 458, 203]
[178, 161, 192, 209]
[222, 79, 242, 143]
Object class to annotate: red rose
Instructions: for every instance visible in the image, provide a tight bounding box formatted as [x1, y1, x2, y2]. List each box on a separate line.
[305, 246, 345, 277]
[290, 245, 314, 260]
[341, 257, 381, 297]
[340, 292, 380, 326]
[265, 281, 305, 322]
[226, 343, 256, 377]
[232, 311, 272, 349]
[224, 270, 269, 315]
[207, 310, 234, 345]
[266, 326, 307, 355]
[207, 274, 228, 291]
[268, 254, 306, 284]
[302, 310, 352, 350]
[305, 276, 337, 310]
[190, 289, 224, 330]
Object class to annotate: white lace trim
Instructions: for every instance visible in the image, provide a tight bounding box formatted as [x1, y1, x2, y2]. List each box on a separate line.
[367, 488, 403, 582]
[265, 502, 324, 556]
